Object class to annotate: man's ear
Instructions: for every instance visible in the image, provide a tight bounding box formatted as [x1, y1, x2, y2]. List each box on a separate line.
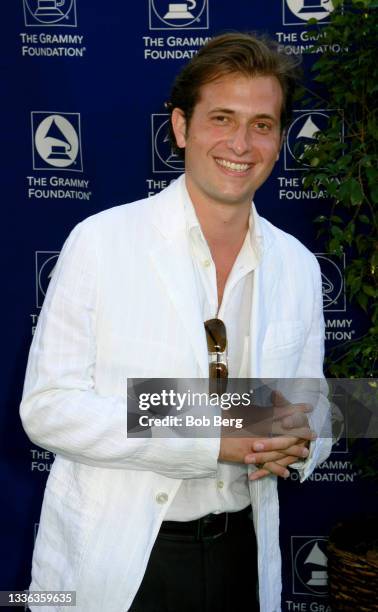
[171, 108, 187, 149]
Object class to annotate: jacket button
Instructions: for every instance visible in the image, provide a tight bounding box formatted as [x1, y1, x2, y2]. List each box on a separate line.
[155, 492, 169, 504]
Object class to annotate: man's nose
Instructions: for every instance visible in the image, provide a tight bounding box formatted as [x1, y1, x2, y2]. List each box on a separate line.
[227, 125, 252, 156]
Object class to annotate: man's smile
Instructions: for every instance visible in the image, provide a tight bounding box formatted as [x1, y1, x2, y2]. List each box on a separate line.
[214, 157, 253, 173]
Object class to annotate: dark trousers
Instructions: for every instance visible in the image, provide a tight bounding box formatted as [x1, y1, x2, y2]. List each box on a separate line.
[129, 507, 259, 612]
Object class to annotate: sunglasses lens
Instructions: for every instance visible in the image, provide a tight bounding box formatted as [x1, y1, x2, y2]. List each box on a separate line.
[209, 362, 228, 379]
[204, 318, 228, 394]
[204, 318, 227, 353]
[209, 368, 228, 395]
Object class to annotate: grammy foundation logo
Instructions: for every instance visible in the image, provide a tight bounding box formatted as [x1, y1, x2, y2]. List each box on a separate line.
[23, 0, 77, 27]
[149, 0, 209, 30]
[31, 112, 83, 171]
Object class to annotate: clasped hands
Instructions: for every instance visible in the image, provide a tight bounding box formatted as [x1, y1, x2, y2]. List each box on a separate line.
[218, 391, 316, 481]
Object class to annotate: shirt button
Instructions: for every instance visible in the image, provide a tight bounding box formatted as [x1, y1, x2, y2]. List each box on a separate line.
[217, 480, 224, 489]
[203, 259, 211, 267]
[155, 492, 169, 504]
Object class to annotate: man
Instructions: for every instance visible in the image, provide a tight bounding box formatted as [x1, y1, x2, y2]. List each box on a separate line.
[21, 33, 331, 612]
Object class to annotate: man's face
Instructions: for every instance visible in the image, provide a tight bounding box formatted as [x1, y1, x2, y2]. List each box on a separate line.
[172, 73, 283, 210]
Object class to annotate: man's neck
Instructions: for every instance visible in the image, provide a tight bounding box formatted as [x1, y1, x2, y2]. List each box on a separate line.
[185, 180, 252, 251]
[185, 176, 253, 309]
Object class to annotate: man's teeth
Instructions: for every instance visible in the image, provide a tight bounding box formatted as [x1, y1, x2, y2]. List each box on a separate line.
[216, 159, 250, 171]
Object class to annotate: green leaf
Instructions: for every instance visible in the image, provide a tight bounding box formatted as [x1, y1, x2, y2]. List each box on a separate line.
[349, 276, 362, 294]
[325, 180, 339, 197]
[331, 225, 344, 238]
[336, 154, 353, 170]
[363, 285, 377, 297]
[365, 167, 376, 180]
[371, 183, 378, 204]
[329, 238, 343, 255]
[359, 214, 370, 224]
[350, 179, 364, 205]
[356, 292, 368, 311]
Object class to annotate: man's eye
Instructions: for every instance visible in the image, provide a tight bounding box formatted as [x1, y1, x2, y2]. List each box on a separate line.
[255, 122, 271, 131]
[213, 115, 229, 124]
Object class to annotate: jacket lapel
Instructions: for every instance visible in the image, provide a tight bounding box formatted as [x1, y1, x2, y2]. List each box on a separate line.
[149, 177, 208, 377]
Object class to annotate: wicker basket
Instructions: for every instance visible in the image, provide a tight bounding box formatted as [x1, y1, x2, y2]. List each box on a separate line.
[327, 516, 378, 611]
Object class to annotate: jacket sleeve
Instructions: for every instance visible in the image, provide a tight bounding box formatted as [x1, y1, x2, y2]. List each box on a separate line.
[20, 220, 219, 478]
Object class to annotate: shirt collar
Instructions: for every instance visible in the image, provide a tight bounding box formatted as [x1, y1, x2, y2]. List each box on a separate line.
[181, 176, 262, 269]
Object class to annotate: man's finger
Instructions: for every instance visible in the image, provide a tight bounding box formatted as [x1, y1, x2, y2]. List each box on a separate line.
[280, 412, 309, 429]
[271, 421, 316, 438]
[275, 426, 315, 440]
[251, 436, 297, 452]
[245, 451, 286, 464]
[249, 467, 271, 480]
[248, 455, 300, 480]
[271, 390, 289, 407]
[252, 432, 316, 452]
[272, 403, 313, 422]
[249, 460, 290, 480]
[245, 444, 309, 465]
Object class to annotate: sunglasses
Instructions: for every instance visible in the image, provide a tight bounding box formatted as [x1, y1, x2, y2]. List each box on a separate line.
[204, 318, 228, 394]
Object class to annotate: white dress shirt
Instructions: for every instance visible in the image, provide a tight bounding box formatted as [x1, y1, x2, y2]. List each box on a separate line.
[165, 184, 261, 521]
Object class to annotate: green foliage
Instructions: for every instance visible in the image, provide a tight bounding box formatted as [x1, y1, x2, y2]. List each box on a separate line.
[300, 0, 378, 377]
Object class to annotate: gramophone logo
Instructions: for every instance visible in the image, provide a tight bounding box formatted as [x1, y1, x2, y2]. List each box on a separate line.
[283, 0, 334, 25]
[35, 251, 60, 308]
[149, 0, 209, 30]
[284, 110, 333, 171]
[315, 253, 346, 312]
[23, 0, 77, 27]
[31, 112, 83, 172]
[292, 537, 328, 596]
[152, 114, 185, 173]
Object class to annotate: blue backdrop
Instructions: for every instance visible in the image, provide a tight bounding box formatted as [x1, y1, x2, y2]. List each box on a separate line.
[1, 2, 375, 610]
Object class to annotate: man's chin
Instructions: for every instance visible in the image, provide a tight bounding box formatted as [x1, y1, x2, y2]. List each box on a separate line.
[214, 189, 256, 207]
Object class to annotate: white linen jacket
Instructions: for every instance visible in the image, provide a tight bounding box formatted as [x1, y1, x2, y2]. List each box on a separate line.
[21, 175, 331, 612]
